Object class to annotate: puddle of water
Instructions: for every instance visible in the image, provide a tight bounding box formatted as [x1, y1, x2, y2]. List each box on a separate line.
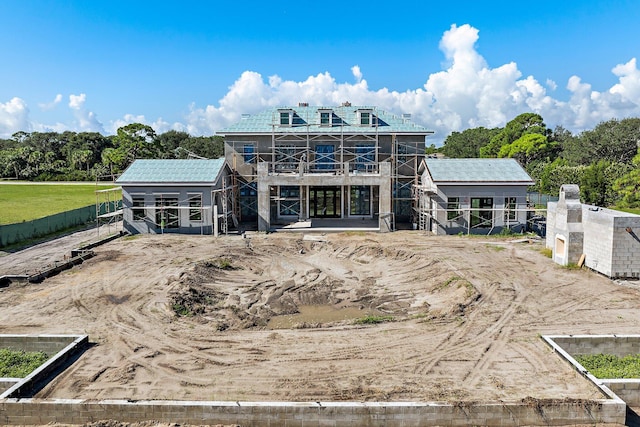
[267, 305, 380, 329]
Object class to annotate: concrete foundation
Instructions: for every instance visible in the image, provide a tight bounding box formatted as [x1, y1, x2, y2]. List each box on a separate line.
[0, 397, 625, 426]
[545, 335, 640, 410]
[0, 335, 88, 399]
[0, 334, 629, 425]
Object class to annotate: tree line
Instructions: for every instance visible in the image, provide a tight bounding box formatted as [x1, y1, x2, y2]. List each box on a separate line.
[437, 113, 640, 208]
[2, 115, 640, 208]
[0, 123, 223, 182]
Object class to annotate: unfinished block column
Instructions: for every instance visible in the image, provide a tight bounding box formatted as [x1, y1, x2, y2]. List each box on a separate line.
[257, 162, 270, 232]
[552, 184, 584, 266]
[378, 162, 392, 232]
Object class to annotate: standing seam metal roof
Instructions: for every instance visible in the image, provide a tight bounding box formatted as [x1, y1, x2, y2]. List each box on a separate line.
[217, 105, 433, 134]
[425, 158, 535, 184]
[116, 158, 226, 184]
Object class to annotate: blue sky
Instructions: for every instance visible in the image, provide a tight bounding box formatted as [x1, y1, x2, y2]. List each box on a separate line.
[0, 0, 639, 144]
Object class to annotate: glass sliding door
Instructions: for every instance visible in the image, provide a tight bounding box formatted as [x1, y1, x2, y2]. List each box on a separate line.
[309, 186, 341, 218]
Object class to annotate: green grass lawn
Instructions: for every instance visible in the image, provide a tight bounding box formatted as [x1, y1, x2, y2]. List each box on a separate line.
[613, 206, 640, 216]
[0, 183, 121, 225]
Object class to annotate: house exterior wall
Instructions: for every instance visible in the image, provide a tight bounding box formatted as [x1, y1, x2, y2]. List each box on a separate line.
[223, 109, 428, 230]
[425, 183, 530, 235]
[122, 185, 221, 235]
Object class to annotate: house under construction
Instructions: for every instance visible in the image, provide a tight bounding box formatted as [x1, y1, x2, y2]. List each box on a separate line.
[116, 159, 234, 235]
[217, 103, 434, 232]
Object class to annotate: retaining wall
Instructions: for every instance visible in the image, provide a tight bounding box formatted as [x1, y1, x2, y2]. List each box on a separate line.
[545, 335, 640, 413]
[0, 398, 625, 426]
[0, 334, 629, 425]
[0, 335, 88, 399]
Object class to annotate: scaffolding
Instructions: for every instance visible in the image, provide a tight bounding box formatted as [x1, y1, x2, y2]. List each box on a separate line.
[95, 186, 123, 237]
[227, 107, 425, 228]
[413, 184, 546, 235]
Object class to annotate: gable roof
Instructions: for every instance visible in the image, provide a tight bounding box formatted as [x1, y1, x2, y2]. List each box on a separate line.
[116, 158, 226, 185]
[217, 105, 433, 135]
[424, 158, 535, 185]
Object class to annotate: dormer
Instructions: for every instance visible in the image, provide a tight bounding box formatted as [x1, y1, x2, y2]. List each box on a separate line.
[278, 108, 293, 127]
[357, 108, 375, 127]
[318, 108, 333, 127]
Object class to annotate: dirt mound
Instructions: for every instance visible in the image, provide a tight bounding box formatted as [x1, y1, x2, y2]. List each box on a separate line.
[167, 239, 480, 330]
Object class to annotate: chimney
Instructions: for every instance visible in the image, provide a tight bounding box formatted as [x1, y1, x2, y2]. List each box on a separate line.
[298, 102, 309, 107]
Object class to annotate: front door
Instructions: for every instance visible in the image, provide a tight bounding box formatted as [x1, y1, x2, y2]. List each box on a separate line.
[310, 186, 341, 218]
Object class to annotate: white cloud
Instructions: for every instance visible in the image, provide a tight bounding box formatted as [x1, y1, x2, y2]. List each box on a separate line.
[0, 97, 30, 137]
[68, 93, 104, 133]
[108, 114, 182, 135]
[38, 94, 63, 111]
[183, 23, 640, 144]
[351, 65, 363, 83]
[3, 24, 640, 143]
[68, 93, 86, 110]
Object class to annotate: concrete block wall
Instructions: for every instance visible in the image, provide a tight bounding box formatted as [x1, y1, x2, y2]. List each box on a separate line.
[582, 207, 615, 276]
[0, 398, 626, 426]
[0, 335, 88, 399]
[605, 380, 640, 406]
[550, 335, 640, 358]
[0, 335, 78, 355]
[548, 196, 640, 277]
[545, 335, 640, 410]
[0, 382, 17, 395]
[611, 216, 640, 278]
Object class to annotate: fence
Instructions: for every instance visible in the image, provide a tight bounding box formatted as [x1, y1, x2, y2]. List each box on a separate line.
[527, 191, 559, 207]
[0, 201, 121, 248]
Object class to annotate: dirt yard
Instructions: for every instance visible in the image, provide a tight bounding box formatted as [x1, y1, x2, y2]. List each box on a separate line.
[1, 229, 640, 421]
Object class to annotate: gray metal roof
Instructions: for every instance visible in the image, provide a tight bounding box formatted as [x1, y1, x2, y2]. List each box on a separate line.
[116, 158, 226, 184]
[425, 158, 535, 184]
[217, 105, 433, 135]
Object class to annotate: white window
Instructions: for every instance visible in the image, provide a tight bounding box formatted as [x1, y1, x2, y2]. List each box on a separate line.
[360, 111, 370, 126]
[358, 109, 375, 126]
[504, 197, 517, 222]
[319, 110, 332, 126]
[279, 110, 292, 126]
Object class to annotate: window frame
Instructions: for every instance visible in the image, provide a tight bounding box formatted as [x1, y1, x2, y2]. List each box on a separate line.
[279, 110, 292, 126]
[278, 185, 300, 217]
[242, 143, 255, 163]
[188, 193, 203, 222]
[155, 195, 180, 229]
[470, 197, 493, 228]
[360, 111, 371, 126]
[319, 110, 332, 126]
[504, 196, 517, 222]
[446, 197, 460, 221]
[131, 195, 146, 222]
